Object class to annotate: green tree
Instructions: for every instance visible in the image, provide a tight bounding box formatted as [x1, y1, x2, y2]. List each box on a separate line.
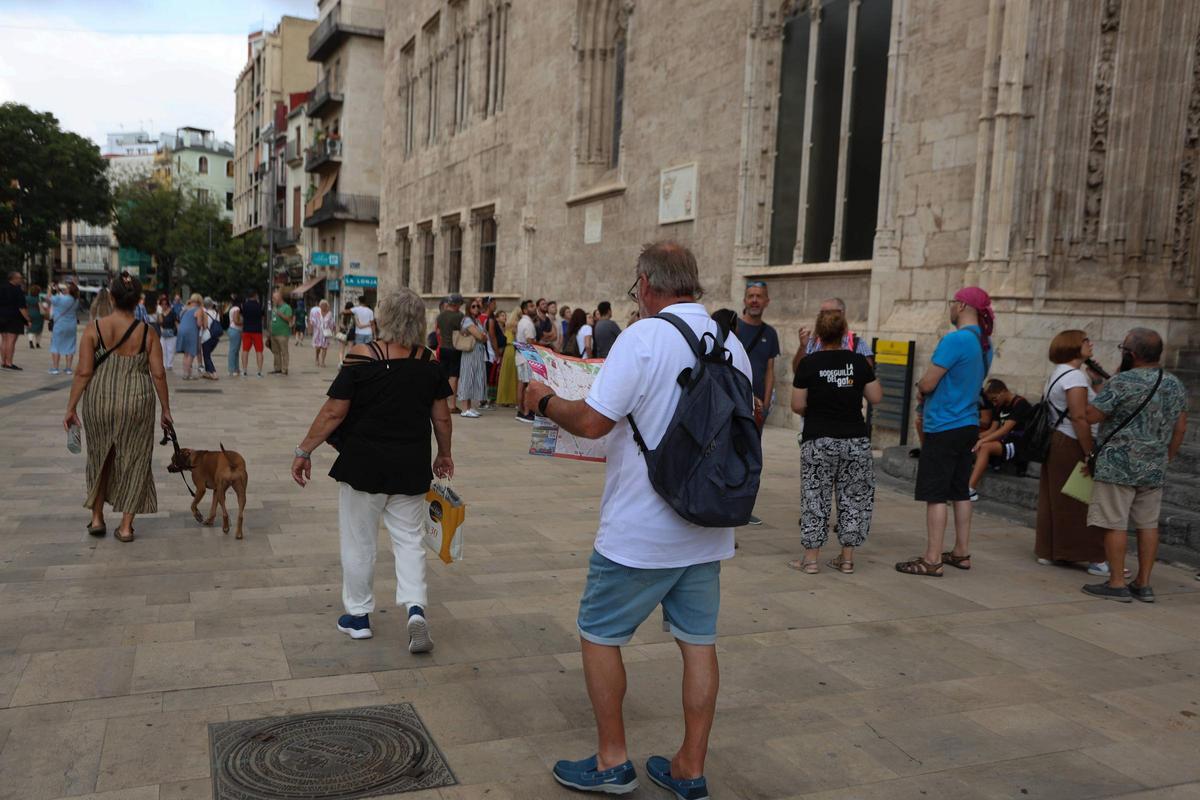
[0, 103, 112, 278]
[112, 179, 185, 294]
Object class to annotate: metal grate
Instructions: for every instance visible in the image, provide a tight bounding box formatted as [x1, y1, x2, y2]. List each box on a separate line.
[209, 703, 455, 799]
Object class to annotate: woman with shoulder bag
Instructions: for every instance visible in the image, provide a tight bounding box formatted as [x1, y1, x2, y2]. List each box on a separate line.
[455, 298, 489, 418]
[291, 288, 453, 652]
[1034, 330, 1114, 575]
[310, 299, 334, 368]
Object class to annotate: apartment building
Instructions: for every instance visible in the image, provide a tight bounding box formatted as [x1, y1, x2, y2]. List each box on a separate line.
[233, 16, 318, 237]
[160, 127, 235, 219]
[302, 0, 385, 306]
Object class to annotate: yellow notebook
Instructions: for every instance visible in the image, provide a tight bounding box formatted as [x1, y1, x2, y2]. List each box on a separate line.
[1062, 462, 1094, 505]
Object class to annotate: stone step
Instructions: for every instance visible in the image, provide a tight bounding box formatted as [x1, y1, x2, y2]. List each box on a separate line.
[1171, 349, 1200, 372]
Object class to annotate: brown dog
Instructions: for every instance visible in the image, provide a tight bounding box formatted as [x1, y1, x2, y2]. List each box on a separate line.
[168, 445, 248, 539]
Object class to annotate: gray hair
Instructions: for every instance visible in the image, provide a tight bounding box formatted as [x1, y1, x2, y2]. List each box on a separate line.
[375, 287, 426, 347]
[636, 241, 704, 299]
[1126, 327, 1163, 363]
[822, 297, 847, 312]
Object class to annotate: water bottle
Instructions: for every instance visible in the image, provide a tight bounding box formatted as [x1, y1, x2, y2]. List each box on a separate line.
[67, 422, 82, 454]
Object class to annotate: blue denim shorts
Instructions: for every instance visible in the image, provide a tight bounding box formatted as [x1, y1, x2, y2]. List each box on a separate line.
[577, 550, 721, 647]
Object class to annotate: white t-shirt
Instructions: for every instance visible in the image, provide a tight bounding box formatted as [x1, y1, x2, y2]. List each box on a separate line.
[351, 305, 374, 336]
[1045, 363, 1097, 439]
[576, 324, 593, 357]
[585, 303, 752, 569]
[227, 305, 242, 331]
[515, 314, 537, 365]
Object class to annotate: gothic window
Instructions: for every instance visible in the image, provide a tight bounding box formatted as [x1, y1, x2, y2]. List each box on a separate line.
[450, 1, 470, 132]
[198, 156, 209, 174]
[481, 1, 508, 118]
[476, 208, 497, 292]
[398, 228, 412, 287]
[400, 39, 417, 157]
[445, 216, 463, 294]
[768, 0, 891, 265]
[574, 0, 631, 169]
[423, 14, 440, 146]
[420, 224, 435, 293]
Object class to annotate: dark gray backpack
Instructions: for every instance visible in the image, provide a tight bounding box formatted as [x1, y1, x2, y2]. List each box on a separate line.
[627, 314, 762, 528]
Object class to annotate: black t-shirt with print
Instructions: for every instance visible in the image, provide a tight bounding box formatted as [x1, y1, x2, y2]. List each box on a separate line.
[996, 396, 1034, 437]
[792, 350, 876, 442]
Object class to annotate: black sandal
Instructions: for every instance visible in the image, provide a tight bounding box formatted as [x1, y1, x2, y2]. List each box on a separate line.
[895, 557, 943, 577]
[86, 523, 106, 537]
[114, 527, 135, 543]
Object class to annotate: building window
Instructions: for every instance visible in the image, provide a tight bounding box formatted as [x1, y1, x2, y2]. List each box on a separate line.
[574, 1, 631, 168]
[450, 2, 470, 132]
[400, 39, 417, 157]
[477, 209, 496, 292]
[423, 14, 441, 146]
[196, 189, 209, 204]
[198, 156, 209, 175]
[482, 1, 508, 119]
[420, 225, 435, 293]
[769, 0, 891, 265]
[445, 218, 463, 294]
[398, 228, 412, 287]
[226, 192, 233, 211]
[225, 160, 234, 177]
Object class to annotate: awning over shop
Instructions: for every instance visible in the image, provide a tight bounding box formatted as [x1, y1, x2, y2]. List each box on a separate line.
[290, 274, 324, 298]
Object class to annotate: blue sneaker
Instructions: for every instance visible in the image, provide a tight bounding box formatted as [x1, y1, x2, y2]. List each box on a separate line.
[407, 606, 434, 654]
[646, 756, 709, 800]
[336, 613, 372, 639]
[552, 755, 638, 794]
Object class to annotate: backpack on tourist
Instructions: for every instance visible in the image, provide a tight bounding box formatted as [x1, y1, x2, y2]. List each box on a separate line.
[1021, 370, 1072, 463]
[627, 313, 762, 527]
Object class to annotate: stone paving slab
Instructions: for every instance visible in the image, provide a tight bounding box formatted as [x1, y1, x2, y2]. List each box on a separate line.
[1, 344, 1199, 799]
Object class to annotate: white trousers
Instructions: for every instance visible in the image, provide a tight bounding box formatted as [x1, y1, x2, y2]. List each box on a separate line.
[338, 483, 428, 615]
[161, 336, 176, 369]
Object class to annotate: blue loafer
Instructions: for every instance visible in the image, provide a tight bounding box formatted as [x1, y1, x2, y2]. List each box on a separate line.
[552, 755, 638, 794]
[646, 756, 709, 800]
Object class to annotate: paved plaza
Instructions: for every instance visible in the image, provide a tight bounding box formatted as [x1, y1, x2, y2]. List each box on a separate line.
[0, 341, 1198, 800]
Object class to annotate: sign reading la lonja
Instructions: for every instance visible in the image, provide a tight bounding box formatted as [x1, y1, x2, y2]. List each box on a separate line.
[343, 274, 378, 288]
[311, 252, 341, 267]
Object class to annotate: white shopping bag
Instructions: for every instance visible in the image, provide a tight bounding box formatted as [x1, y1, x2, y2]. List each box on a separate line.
[424, 480, 466, 564]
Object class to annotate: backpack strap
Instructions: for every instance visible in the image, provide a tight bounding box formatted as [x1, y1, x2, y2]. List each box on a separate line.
[1043, 369, 1072, 424]
[140, 321, 149, 353]
[654, 313, 705, 358]
[965, 326, 990, 376]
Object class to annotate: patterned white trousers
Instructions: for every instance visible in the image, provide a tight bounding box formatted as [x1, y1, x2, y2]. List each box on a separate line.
[800, 436, 876, 549]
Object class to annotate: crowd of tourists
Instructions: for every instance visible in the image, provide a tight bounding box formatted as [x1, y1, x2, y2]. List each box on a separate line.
[7, 236, 1190, 799]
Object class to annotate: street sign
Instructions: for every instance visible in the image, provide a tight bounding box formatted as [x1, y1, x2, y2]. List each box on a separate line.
[343, 274, 377, 288]
[870, 338, 916, 445]
[312, 252, 341, 267]
[326, 279, 340, 292]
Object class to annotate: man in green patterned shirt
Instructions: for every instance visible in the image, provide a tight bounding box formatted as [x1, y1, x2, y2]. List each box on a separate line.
[1082, 328, 1188, 603]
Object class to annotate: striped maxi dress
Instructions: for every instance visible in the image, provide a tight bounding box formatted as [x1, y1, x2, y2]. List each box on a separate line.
[456, 316, 488, 403]
[81, 323, 158, 514]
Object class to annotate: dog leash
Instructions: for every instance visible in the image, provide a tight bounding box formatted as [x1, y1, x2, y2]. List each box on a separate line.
[159, 421, 197, 498]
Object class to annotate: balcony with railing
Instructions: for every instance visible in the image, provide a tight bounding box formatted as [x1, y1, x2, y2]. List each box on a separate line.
[267, 225, 298, 249]
[307, 74, 344, 118]
[304, 192, 379, 228]
[308, 2, 385, 62]
[285, 140, 302, 165]
[304, 138, 343, 173]
[75, 234, 111, 247]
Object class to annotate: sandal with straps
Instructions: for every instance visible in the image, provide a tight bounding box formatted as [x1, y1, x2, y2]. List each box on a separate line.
[115, 527, 135, 543]
[787, 559, 820, 574]
[942, 552, 972, 570]
[826, 557, 854, 574]
[895, 557, 943, 577]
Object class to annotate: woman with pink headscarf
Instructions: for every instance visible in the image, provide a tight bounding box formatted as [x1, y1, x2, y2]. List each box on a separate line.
[897, 286, 994, 577]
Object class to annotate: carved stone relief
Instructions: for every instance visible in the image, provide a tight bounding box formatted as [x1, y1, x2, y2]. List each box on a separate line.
[1081, 0, 1121, 248]
[1171, 28, 1200, 286]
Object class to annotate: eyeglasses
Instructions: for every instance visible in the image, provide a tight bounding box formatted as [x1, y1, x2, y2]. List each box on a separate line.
[470, 304, 481, 309]
[627, 276, 641, 303]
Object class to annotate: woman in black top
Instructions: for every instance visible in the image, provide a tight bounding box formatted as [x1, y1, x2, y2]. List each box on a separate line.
[790, 309, 883, 574]
[291, 288, 454, 653]
[0, 271, 32, 370]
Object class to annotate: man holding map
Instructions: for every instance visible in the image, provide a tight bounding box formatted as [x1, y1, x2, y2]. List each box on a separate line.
[525, 242, 750, 799]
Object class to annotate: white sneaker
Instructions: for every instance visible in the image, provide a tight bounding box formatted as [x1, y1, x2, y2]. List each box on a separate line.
[968, 488, 979, 502]
[407, 611, 434, 654]
[1037, 558, 1054, 566]
[1087, 562, 1111, 577]
[461, 409, 481, 418]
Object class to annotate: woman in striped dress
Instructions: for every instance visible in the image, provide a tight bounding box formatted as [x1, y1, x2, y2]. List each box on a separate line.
[63, 274, 172, 543]
[456, 298, 489, 418]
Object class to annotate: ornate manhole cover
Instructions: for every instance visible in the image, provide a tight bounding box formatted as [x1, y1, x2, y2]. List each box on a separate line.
[209, 703, 456, 799]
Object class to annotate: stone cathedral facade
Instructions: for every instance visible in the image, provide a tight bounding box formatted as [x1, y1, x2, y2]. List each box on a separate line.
[377, 0, 1199, 432]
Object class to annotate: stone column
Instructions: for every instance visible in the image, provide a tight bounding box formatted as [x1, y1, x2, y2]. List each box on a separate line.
[792, 5, 822, 264]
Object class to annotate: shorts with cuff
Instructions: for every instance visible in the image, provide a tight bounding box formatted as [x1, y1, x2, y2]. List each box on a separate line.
[915, 425, 977, 502]
[240, 331, 264, 352]
[577, 549, 720, 647]
[438, 347, 461, 378]
[1087, 481, 1163, 530]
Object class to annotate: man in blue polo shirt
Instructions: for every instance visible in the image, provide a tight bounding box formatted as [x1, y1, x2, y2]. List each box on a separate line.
[897, 286, 994, 577]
